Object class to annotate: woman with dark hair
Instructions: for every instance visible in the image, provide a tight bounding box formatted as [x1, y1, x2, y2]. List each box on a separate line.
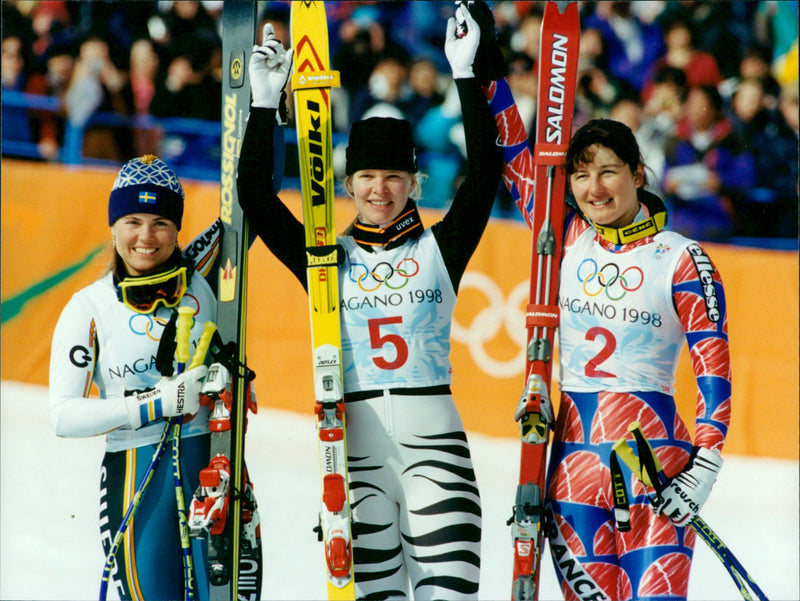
[541, 118, 732, 600]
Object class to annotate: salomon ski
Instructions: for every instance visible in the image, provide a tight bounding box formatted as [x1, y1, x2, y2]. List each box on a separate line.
[187, 4, 262, 600]
[486, 3, 580, 599]
[290, 2, 355, 599]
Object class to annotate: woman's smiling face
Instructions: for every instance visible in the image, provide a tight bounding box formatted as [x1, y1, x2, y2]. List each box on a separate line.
[112, 213, 178, 275]
[349, 169, 415, 227]
[569, 144, 644, 228]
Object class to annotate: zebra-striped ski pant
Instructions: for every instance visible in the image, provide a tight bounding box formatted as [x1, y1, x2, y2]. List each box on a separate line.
[345, 392, 482, 600]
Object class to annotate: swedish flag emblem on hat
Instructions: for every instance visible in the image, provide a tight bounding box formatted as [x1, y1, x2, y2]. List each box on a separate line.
[108, 155, 185, 229]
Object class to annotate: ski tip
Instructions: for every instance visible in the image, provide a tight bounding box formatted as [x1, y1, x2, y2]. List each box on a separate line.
[552, 0, 579, 15]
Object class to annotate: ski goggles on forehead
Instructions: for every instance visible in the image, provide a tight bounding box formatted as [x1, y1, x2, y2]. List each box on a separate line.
[118, 266, 188, 314]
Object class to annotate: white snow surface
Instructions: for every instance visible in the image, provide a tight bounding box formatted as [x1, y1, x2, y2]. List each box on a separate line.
[1, 381, 797, 601]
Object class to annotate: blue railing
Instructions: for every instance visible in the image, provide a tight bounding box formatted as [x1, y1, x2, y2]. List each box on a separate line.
[3, 90, 797, 250]
[0, 90, 336, 187]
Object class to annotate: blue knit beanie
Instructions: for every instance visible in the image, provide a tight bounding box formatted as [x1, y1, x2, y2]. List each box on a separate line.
[108, 155, 185, 229]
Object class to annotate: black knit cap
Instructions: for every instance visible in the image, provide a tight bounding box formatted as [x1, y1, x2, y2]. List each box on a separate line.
[345, 117, 418, 175]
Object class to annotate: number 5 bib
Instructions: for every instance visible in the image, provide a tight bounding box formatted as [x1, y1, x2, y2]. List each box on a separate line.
[338, 231, 457, 393]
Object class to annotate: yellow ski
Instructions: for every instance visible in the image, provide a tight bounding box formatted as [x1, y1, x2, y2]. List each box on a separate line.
[291, 2, 354, 599]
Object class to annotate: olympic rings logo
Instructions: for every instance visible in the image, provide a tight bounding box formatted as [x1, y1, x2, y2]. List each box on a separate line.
[349, 258, 420, 292]
[451, 271, 529, 378]
[129, 314, 169, 341]
[127, 295, 200, 340]
[577, 259, 643, 301]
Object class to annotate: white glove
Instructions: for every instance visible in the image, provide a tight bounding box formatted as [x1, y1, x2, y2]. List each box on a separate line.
[249, 23, 293, 109]
[125, 365, 208, 429]
[444, 4, 480, 80]
[652, 446, 723, 526]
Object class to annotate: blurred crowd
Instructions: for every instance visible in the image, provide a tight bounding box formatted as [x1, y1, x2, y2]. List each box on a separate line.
[2, 0, 798, 242]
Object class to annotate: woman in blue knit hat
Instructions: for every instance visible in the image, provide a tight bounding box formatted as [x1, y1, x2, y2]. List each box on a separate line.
[48, 155, 260, 599]
[238, 5, 503, 599]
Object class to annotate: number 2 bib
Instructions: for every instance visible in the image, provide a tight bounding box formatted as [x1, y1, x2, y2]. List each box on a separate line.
[558, 229, 691, 394]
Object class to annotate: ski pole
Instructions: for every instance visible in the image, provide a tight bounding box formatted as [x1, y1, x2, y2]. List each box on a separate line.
[99, 307, 194, 599]
[171, 318, 216, 599]
[612, 422, 769, 601]
[171, 306, 197, 601]
[99, 410, 175, 599]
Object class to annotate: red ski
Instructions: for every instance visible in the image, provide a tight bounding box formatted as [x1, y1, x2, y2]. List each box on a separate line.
[485, 3, 580, 599]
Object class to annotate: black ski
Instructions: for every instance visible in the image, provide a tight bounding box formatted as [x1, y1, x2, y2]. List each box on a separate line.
[187, 4, 261, 600]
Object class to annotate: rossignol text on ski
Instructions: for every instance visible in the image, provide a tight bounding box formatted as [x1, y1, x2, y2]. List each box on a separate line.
[186, 4, 262, 599]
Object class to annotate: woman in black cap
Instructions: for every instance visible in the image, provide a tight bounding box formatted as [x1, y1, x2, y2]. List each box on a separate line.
[238, 5, 502, 599]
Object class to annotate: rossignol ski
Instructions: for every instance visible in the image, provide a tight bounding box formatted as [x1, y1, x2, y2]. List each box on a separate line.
[290, 2, 355, 599]
[613, 423, 770, 601]
[187, 4, 262, 600]
[487, 3, 580, 599]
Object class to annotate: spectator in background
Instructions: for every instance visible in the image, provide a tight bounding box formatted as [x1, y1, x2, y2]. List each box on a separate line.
[777, 83, 799, 239]
[642, 65, 687, 128]
[507, 7, 543, 67]
[2, 34, 34, 145]
[149, 0, 219, 56]
[64, 33, 134, 161]
[415, 81, 465, 209]
[487, 1, 535, 57]
[151, 36, 221, 122]
[128, 38, 159, 117]
[26, 36, 76, 160]
[609, 97, 667, 197]
[644, 17, 722, 96]
[582, 1, 664, 93]
[574, 27, 605, 127]
[754, 0, 799, 86]
[29, 0, 72, 63]
[2, 1, 36, 53]
[633, 65, 689, 195]
[662, 85, 756, 241]
[731, 77, 799, 238]
[739, 45, 782, 101]
[332, 4, 410, 126]
[391, 1, 453, 75]
[127, 37, 160, 155]
[349, 55, 410, 123]
[405, 56, 445, 127]
[778, 81, 800, 138]
[150, 39, 221, 170]
[655, 0, 747, 79]
[505, 51, 537, 135]
[575, 59, 637, 123]
[720, 45, 782, 110]
[608, 97, 642, 131]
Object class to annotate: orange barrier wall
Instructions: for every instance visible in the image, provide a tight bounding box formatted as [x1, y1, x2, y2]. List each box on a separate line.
[2, 161, 797, 459]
